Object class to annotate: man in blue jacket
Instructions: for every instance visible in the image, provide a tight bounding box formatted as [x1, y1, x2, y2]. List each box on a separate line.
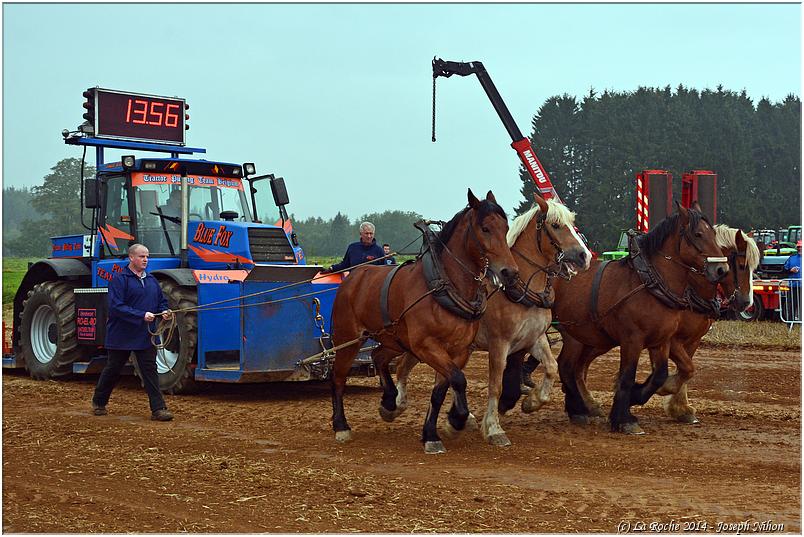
[322, 222, 386, 274]
[783, 241, 801, 321]
[91, 244, 175, 421]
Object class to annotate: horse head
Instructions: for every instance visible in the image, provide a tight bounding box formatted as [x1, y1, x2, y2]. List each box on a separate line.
[716, 225, 760, 311]
[529, 193, 591, 277]
[675, 202, 730, 284]
[464, 188, 519, 287]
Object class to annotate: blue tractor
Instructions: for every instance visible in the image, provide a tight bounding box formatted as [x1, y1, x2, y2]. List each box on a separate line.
[8, 87, 373, 393]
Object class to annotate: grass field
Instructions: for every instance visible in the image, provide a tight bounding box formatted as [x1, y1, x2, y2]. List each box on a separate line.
[2, 257, 800, 348]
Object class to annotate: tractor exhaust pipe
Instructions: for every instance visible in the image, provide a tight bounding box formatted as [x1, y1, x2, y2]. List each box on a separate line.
[180, 169, 189, 268]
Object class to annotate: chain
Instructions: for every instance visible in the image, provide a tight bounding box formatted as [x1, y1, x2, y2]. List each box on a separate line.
[432, 74, 437, 142]
[312, 297, 334, 360]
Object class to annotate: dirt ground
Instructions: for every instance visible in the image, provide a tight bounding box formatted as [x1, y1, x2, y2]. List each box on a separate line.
[2, 342, 800, 534]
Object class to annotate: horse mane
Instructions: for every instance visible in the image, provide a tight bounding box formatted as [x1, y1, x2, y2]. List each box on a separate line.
[435, 198, 507, 255]
[507, 200, 576, 247]
[637, 209, 706, 257]
[714, 225, 760, 271]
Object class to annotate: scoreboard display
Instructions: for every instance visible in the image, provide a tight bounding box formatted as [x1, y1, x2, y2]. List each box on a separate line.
[90, 88, 186, 145]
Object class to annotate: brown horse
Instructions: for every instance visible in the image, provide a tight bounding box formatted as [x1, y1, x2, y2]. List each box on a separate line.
[657, 225, 760, 422]
[329, 189, 519, 453]
[550, 204, 729, 434]
[386, 194, 592, 447]
[548, 225, 759, 426]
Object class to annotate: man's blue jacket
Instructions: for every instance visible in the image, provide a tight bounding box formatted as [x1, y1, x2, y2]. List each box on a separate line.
[106, 266, 169, 350]
[330, 239, 385, 272]
[784, 253, 801, 285]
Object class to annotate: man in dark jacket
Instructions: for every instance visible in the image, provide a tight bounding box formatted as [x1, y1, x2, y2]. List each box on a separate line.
[91, 243, 175, 421]
[322, 222, 386, 273]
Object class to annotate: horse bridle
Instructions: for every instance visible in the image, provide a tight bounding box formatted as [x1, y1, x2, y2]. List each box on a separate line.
[724, 250, 748, 305]
[661, 222, 728, 278]
[430, 209, 492, 284]
[511, 211, 572, 279]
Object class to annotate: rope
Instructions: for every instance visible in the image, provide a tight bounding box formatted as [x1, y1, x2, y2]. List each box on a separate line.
[298, 336, 365, 366]
[151, 231, 428, 347]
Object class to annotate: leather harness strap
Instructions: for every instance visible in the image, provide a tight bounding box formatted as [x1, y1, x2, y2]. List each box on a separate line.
[416, 221, 487, 320]
[589, 260, 610, 323]
[380, 261, 411, 328]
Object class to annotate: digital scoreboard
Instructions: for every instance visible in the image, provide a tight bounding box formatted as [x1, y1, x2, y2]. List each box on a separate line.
[88, 88, 187, 145]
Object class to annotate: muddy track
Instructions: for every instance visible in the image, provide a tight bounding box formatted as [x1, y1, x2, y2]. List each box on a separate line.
[2, 344, 800, 533]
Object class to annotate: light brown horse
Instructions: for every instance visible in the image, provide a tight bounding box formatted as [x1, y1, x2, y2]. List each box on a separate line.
[329, 189, 519, 453]
[551, 204, 729, 434]
[387, 195, 592, 446]
[548, 225, 759, 426]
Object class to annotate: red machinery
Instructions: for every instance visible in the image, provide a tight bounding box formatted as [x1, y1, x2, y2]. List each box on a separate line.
[681, 170, 717, 225]
[636, 170, 674, 232]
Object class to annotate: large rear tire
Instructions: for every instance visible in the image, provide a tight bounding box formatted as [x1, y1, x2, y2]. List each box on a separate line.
[145, 280, 198, 394]
[19, 281, 85, 379]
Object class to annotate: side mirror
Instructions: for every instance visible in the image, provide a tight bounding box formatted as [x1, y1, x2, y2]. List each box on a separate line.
[84, 179, 100, 208]
[270, 176, 290, 207]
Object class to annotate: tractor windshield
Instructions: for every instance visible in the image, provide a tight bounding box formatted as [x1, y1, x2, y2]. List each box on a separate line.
[131, 173, 252, 255]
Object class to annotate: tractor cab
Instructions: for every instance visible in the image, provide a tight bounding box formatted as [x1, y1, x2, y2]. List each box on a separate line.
[90, 158, 301, 270]
[95, 158, 252, 257]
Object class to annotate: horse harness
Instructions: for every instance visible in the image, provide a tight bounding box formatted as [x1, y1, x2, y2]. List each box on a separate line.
[589, 230, 721, 323]
[723, 250, 747, 307]
[374, 218, 491, 350]
[505, 210, 570, 309]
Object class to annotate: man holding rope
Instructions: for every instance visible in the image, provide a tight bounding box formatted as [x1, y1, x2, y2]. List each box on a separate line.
[321, 222, 386, 274]
[91, 243, 175, 421]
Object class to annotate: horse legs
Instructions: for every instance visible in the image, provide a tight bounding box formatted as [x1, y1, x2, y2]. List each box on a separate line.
[480, 340, 513, 447]
[389, 352, 419, 420]
[522, 334, 555, 413]
[330, 330, 363, 443]
[576, 347, 606, 418]
[499, 350, 527, 414]
[418, 347, 472, 454]
[521, 353, 541, 393]
[660, 340, 699, 424]
[557, 337, 593, 424]
[609, 341, 645, 434]
[629, 343, 669, 407]
[372, 346, 401, 422]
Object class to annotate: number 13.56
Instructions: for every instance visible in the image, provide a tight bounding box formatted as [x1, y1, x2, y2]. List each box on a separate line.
[126, 99, 180, 127]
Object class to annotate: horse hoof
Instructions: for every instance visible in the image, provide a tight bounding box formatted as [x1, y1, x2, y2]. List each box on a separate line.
[589, 406, 605, 418]
[569, 414, 590, 425]
[334, 430, 353, 443]
[676, 413, 700, 425]
[424, 441, 446, 454]
[378, 406, 399, 423]
[620, 422, 646, 435]
[440, 420, 461, 440]
[464, 413, 479, 431]
[487, 433, 512, 447]
[522, 397, 546, 414]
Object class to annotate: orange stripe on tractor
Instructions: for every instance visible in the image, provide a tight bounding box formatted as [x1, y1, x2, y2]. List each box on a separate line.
[188, 244, 253, 265]
[98, 224, 135, 249]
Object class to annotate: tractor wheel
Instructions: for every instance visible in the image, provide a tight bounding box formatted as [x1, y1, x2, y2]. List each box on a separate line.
[19, 281, 85, 379]
[737, 293, 764, 322]
[145, 280, 198, 394]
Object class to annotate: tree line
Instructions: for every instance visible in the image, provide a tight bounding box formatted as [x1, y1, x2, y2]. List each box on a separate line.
[516, 85, 801, 251]
[3, 85, 800, 257]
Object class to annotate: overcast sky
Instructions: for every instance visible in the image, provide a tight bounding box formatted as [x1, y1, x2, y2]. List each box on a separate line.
[3, 3, 801, 223]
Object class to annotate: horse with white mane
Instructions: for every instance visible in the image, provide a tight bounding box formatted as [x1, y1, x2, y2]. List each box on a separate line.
[382, 194, 591, 446]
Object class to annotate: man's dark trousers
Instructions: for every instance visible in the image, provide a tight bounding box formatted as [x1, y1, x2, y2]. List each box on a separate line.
[93, 348, 166, 412]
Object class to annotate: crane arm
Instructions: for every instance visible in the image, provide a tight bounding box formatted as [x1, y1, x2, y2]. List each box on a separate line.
[432, 57, 561, 202]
